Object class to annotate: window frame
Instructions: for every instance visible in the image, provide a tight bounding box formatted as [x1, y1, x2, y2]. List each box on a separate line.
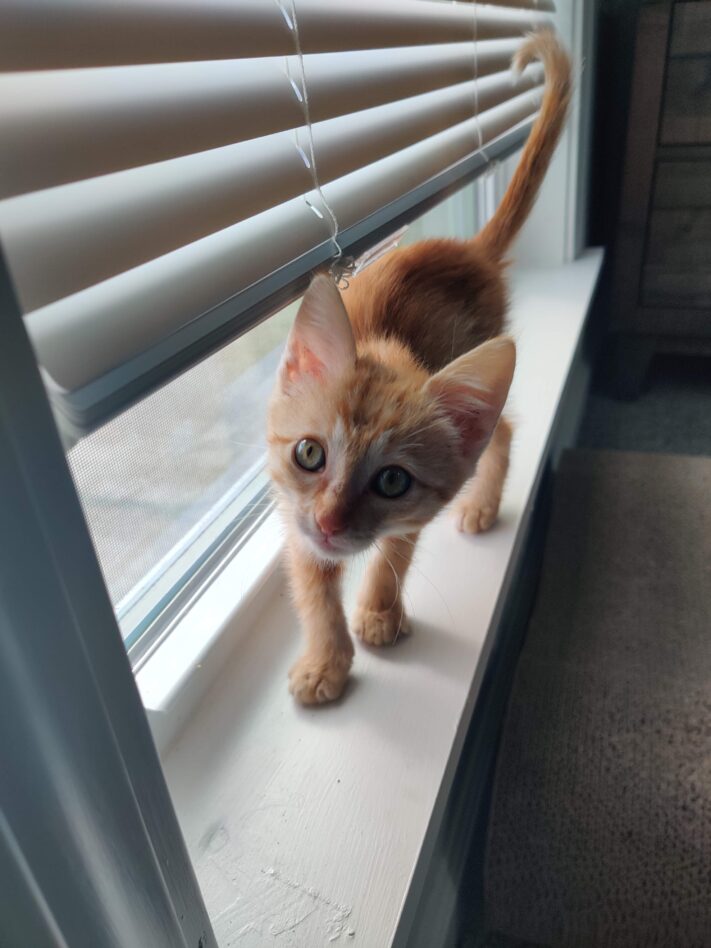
[121, 464, 272, 669]
[0, 252, 218, 948]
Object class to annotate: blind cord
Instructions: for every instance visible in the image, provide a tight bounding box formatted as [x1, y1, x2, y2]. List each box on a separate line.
[277, 0, 356, 288]
[473, 0, 497, 179]
[472, 0, 483, 152]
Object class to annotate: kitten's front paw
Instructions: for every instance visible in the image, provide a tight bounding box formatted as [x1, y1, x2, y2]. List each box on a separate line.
[353, 601, 409, 647]
[289, 649, 352, 705]
[455, 493, 500, 534]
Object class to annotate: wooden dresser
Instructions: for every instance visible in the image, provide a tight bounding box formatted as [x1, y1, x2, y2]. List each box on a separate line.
[609, 0, 711, 396]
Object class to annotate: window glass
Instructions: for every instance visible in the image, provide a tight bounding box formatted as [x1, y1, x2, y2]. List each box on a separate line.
[69, 302, 296, 654]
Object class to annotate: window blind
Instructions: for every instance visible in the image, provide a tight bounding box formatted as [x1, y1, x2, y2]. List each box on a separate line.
[0, 0, 554, 437]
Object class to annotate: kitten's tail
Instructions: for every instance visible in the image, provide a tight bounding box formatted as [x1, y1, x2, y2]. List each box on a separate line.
[476, 29, 572, 260]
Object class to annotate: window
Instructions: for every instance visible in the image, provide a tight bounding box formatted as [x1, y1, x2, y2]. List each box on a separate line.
[68, 301, 296, 663]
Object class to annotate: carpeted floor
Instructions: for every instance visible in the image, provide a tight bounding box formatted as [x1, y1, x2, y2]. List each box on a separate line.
[479, 936, 544, 947]
[578, 354, 711, 457]
[482, 450, 711, 948]
[478, 935, 545, 947]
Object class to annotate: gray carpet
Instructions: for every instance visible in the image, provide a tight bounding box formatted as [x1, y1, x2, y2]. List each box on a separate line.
[579, 355, 711, 457]
[484, 450, 711, 948]
[478, 935, 543, 947]
[478, 936, 543, 947]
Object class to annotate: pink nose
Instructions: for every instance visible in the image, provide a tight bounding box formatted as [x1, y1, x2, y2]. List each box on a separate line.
[315, 509, 345, 537]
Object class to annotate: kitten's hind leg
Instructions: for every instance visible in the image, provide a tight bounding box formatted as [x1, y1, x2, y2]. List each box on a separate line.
[455, 416, 512, 534]
[286, 541, 354, 705]
[353, 533, 419, 646]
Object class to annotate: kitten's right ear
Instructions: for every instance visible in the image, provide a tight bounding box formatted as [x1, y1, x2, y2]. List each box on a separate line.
[280, 275, 356, 390]
[426, 335, 515, 460]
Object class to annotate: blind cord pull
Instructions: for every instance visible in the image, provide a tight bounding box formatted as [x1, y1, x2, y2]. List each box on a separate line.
[278, 0, 356, 289]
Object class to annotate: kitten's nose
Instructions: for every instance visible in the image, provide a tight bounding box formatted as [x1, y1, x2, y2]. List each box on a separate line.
[315, 509, 345, 538]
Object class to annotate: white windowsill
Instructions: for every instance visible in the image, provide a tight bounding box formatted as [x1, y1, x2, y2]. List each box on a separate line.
[142, 250, 603, 947]
[136, 510, 283, 750]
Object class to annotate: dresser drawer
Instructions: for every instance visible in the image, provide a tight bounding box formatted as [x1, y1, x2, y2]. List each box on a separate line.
[661, 3, 711, 144]
[642, 160, 711, 308]
[661, 58, 711, 144]
[652, 159, 711, 208]
[669, 2, 711, 57]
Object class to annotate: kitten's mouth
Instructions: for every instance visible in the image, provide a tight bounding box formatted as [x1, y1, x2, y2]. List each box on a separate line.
[301, 522, 364, 559]
[312, 533, 350, 556]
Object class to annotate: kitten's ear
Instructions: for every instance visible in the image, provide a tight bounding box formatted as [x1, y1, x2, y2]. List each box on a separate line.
[280, 274, 356, 389]
[426, 336, 515, 458]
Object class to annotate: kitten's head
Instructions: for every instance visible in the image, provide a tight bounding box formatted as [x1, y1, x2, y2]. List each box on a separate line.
[268, 276, 514, 560]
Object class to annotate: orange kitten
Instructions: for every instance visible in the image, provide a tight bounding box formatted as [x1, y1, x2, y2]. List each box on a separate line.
[268, 31, 571, 704]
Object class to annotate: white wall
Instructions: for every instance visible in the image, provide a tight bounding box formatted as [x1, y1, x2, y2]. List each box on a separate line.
[403, 179, 479, 245]
[513, 0, 597, 266]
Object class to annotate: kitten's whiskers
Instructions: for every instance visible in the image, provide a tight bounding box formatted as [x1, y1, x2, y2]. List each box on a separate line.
[373, 539, 407, 642]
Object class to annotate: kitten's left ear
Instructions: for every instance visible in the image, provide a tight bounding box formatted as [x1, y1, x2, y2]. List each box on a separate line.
[281, 274, 356, 390]
[426, 336, 515, 459]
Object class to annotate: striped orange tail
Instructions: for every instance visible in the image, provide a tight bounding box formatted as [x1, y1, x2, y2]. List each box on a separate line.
[477, 29, 572, 259]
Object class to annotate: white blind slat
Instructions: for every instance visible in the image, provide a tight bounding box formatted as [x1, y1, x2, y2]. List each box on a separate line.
[0, 0, 549, 70]
[0, 39, 527, 199]
[456, 0, 553, 7]
[0, 59, 302, 200]
[2, 67, 544, 312]
[323, 91, 542, 229]
[25, 90, 542, 393]
[0, 0, 292, 71]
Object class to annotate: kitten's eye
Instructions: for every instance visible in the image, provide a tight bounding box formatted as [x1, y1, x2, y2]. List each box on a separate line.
[294, 438, 325, 472]
[373, 466, 411, 498]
